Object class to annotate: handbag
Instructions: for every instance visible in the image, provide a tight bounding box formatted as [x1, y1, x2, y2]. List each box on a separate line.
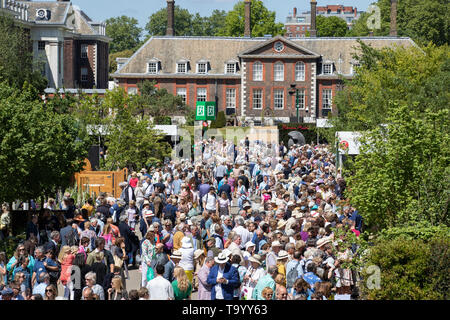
[146, 265, 154, 282]
[113, 255, 123, 269]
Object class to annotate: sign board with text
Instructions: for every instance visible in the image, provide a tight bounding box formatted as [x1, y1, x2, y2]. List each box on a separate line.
[195, 101, 216, 121]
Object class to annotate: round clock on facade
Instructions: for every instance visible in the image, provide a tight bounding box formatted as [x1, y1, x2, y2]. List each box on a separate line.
[274, 41, 284, 52]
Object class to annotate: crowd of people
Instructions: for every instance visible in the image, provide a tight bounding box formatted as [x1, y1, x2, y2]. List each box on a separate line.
[0, 137, 363, 301]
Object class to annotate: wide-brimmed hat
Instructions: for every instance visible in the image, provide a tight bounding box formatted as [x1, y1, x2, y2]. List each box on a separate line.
[214, 252, 230, 264]
[194, 249, 205, 260]
[143, 210, 154, 218]
[271, 240, 282, 248]
[277, 250, 289, 260]
[248, 255, 262, 265]
[170, 250, 182, 260]
[143, 200, 150, 206]
[245, 242, 256, 250]
[181, 237, 192, 249]
[222, 249, 232, 258]
[243, 202, 252, 209]
[316, 237, 333, 248]
[179, 213, 187, 221]
[277, 219, 288, 230]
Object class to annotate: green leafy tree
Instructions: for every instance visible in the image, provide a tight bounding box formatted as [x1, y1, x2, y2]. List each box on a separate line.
[0, 16, 47, 92]
[100, 87, 171, 171]
[348, 0, 449, 46]
[105, 16, 143, 53]
[145, 5, 194, 36]
[109, 49, 135, 75]
[217, 0, 284, 37]
[204, 10, 227, 36]
[316, 15, 348, 37]
[0, 82, 89, 203]
[327, 43, 450, 231]
[329, 42, 450, 134]
[132, 80, 187, 118]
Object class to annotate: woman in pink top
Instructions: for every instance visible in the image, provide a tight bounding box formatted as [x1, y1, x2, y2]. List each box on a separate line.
[58, 246, 76, 299]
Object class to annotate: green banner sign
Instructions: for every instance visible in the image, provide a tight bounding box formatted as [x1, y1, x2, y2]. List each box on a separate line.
[196, 101, 216, 121]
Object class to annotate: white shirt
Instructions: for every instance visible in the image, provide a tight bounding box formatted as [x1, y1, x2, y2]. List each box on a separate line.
[233, 225, 252, 249]
[215, 266, 225, 299]
[203, 193, 217, 211]
[147, 275, 174, 300]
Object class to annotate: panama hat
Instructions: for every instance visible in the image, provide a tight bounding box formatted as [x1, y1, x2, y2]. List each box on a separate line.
[248, 255, 262, 265]
[271, 240, 282, 248]
[170, 250, 182, 260]
[277, 250, 289, 260]
[143, 209, 154, 218]
[277, 219, 288, 230]
[194, 249, 205, 260]
[214, 252, 229, 264]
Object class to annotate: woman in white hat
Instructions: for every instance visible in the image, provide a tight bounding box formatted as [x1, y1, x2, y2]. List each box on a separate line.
[179, 237, 195, 283]
[241, 254, 265, 300]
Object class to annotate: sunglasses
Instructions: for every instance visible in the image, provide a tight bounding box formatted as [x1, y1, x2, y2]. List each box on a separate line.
[45, 289, 54, 293]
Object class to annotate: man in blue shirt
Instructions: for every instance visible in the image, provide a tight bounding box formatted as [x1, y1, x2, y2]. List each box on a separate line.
[303, 262, 322, 289]
[172, 174, 183, 195]
[31, 246, 46, 286]
[198, 178, 211, 211]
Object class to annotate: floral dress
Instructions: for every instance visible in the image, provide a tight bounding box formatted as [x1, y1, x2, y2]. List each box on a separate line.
[141, 239, 155, 281]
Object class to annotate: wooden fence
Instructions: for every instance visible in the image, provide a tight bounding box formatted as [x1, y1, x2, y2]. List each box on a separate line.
[74, 164, 128, 199]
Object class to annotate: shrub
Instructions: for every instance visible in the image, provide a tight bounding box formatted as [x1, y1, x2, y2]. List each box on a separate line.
[361, 234, 449, 300]
[210, 111, 226, 128]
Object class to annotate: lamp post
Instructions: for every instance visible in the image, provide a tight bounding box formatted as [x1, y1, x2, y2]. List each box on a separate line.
[288, 83, 308, 123]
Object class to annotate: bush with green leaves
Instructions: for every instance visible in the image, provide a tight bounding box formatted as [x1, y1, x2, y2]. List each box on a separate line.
[361, 233, 449, 300]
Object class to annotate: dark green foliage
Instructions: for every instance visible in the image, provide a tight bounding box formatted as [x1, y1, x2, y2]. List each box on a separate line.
[210, 111, 226, 128]
[0, 16, 47, 92]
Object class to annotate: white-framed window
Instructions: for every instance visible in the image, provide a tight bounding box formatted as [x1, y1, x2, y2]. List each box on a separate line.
[81, 44, 88, 59]
[127, 87, 138, 95]
[323, 63, 333, 75]
[177, 63, 187, 74]
[176, 87, 187, 104]
[296, 88, 305, 109]
[226, 88, 236, 109]
[274, 62, 284, 81]
[226, 63, 236, 74]
[253, 61, 263, 81]
[295, 62, 305, 81]
[322, 89, 332, 109]
[274, 89, 284, 109]
[147, 62, 158, 74]
[38, 41, 46, 51]
[81, 67, 88, 82]
[252, 89, 263, 109]
[196, 87, 207, 102]
[197, 63, 207, 74]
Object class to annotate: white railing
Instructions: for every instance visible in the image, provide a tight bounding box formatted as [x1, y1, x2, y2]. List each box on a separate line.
[2, 0, 29, 22]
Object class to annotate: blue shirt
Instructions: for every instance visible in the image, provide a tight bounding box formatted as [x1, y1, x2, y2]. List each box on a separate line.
[33, 258, 47, 283]
[303, 272, 322, 287]
[172, 179, 182, 195]
[285, 259, 304, 288]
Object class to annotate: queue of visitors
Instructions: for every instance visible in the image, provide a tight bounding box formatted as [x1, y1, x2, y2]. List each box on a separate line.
[0, 138, 362, 301]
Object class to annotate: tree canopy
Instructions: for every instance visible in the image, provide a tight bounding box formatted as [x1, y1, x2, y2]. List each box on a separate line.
[0, 16, 47, 92]
[316, 15, 348, 37]
[347, 0, 449, 46]
[328, 43, 450, 231]
[146, 5, 198, 37]
[105, 16, 143, 53]
[0, 82, 90, 203]
[217, 0, 284, 37]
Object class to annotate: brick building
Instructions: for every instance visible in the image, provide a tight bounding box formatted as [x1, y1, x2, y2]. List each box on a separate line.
[113, 0, 413, 125]
[285, 4, 361, 38]
[5, 0, 111, 89]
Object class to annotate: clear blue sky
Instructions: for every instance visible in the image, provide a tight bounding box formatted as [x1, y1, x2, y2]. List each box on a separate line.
[68, 0, 375, 29]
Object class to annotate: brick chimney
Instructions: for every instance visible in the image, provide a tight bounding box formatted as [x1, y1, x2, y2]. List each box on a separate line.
[390, 0, 398, 36]
[244, 0, 251, 37]
[166, 0, 175, 36]
[310, 0, 317, 37]
[293, 7, 297, 18]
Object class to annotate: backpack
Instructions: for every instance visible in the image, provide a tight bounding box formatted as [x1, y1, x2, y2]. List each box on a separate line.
[65, 230, 78, 247]
[286, 261, 300, 288]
